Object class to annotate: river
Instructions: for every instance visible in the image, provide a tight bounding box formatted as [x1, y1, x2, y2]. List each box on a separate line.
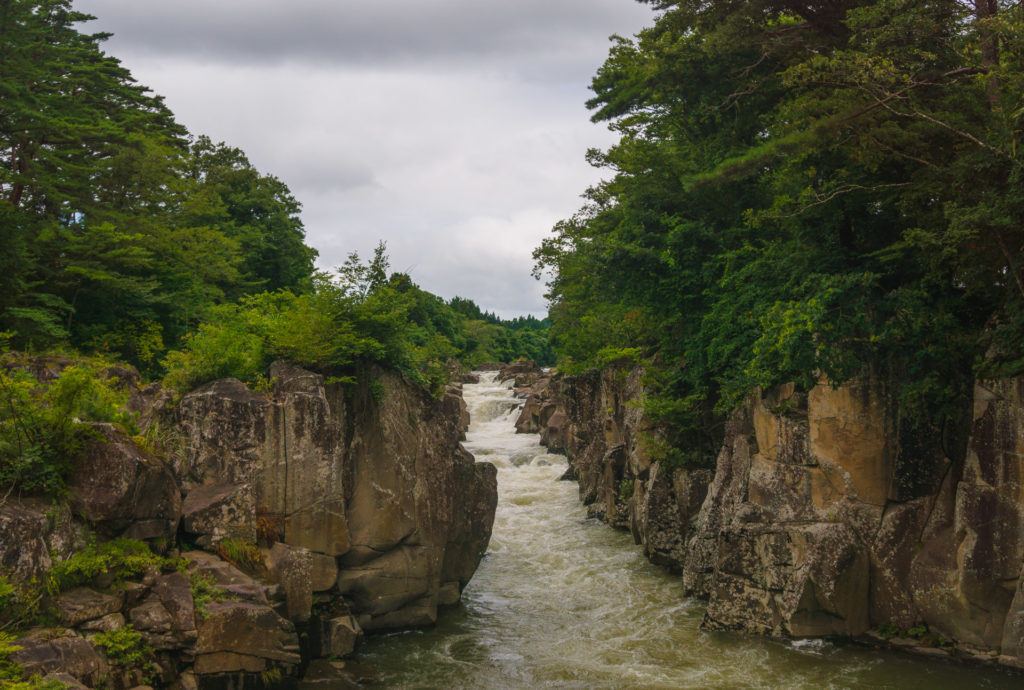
[355, 372, 1019, 689]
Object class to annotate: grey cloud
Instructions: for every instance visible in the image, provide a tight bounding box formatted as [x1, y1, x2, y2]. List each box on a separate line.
[72, 1, 654, 316]
[80, 1, 649, 76]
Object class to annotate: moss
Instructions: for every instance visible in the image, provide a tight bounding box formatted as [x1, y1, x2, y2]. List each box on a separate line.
[618, 478, 634, 503]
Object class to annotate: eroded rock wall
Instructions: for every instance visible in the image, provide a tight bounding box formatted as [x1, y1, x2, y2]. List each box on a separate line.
[176, 362, 497, 633]
[2, 359, 496, 689]
[525, 366, 1024, 669]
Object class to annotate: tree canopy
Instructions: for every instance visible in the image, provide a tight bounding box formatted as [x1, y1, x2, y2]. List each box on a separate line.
[537, 0, 1024, 475]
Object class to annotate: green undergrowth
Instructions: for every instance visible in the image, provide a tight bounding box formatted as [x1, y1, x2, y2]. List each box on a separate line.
[46, 539, 180, 595]
[0, 351, 139, 495]
[92, 626, 153, 672]
[214, 539, 262, 572]
[189, 572, 229, 620]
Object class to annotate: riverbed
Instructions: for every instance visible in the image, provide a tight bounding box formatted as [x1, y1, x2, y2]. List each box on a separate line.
[357, 372, 1019, 689]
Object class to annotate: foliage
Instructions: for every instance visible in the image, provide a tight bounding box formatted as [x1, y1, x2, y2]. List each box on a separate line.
[215, 539, 262, 571]
[537, 0, 1024, 479]
[47, 540, 169, 594]
[0, 353, 136, 494]
[163, 248, 551, 395]
[189, 572, 228, 620]
[92, 626, 152, 670]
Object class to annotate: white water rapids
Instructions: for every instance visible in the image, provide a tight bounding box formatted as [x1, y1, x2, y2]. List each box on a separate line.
[356, 372, 1018, 689]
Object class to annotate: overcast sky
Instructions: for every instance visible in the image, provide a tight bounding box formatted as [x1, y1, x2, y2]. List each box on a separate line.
[75, 1, 654, 318]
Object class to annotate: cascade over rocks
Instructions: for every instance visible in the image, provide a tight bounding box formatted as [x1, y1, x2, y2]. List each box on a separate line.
[4, 359, 496, 689]
[524, 365, 1024, 670]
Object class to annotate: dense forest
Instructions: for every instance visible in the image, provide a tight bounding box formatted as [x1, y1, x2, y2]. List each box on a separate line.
[536, 0, 1024, 475]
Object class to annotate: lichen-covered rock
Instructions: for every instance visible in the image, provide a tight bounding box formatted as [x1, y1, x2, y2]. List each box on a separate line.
[11, 631, 110, 687]
[68, 424, 181, 542]
[909, 377, 1024, 660]
[0, 498, 83, 584]
[545, 365, 1024, 667]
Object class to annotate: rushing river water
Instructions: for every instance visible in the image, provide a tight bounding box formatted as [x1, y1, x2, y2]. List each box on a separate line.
[356, 372, 1020, 689]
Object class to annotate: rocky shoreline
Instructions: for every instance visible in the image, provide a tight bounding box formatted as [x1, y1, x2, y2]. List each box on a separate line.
[1, 359, 497, 689]
[510, 361, 1024, 673]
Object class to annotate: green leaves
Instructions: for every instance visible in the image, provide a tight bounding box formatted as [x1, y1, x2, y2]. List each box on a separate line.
[542, 0, 1024, 470]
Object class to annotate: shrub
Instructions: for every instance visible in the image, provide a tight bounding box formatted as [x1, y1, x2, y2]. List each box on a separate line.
[92, 626, 152, 669]
[189, 572, 227, 619]
[215, 539, 262, 571]
[47, 540, 168, 594]
[0, 356, 137, 495]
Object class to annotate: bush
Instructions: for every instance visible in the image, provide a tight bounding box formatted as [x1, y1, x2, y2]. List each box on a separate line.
[189, 572, 227, 619]
[47, 540, 170, 594]
[92, 626, 152, 669]
[0, 355, 137, 495]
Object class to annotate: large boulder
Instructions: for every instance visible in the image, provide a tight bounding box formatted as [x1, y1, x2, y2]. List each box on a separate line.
[194, 602, 301, 676]
[56, 587, 124, 627]
[0, 498, 83, 584]
[10, 632, 109, 687]
[68, 424, 181, 543]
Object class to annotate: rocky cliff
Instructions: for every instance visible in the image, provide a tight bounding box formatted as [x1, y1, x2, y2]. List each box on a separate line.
[0, 361, 496, 689]
[517, 365, 1024, 670]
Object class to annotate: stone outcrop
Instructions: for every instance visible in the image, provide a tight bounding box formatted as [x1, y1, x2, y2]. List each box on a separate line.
[531, 365, 1024, 670]
[2, 357, 496, 689]
[176, 362, 497, 633]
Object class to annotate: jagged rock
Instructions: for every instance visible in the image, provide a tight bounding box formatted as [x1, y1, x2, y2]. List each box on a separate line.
[80, 613, 126, 632]
[0, 501, 51, 583]
[267, 542, 314, 622]
[630, 463, 711, 572]
[498, 360, 544, 390]
[129, 572, 196, 650]
[194, 601, 301, 675]
[56, 587, 124, 626]
[11, 632, 109, 687]
[176, 365, 349, 555]
[180, 481, 253, 546]
[68, 424, 181, 542]
[184, 551, 269, 604]
[319, 614, 363, 658]
[910, 377, 1024, 657]
[339, 369, 496, 629]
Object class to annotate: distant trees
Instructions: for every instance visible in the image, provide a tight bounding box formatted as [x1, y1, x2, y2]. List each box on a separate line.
[538, 0, 1024, 468]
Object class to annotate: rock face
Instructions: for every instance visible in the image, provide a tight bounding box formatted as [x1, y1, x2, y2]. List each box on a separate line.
[2, 356, 496, 689]
[532, 366, 1024, 668]
[176, 362, 497, 632]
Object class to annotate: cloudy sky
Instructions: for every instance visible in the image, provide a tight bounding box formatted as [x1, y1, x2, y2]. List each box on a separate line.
[75, 1, 655, 318]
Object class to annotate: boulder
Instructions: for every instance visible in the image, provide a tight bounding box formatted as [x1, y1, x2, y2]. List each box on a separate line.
[184, 551, 268, 604]
[56, 587, 124, 626]
[129, 572, 196, 650]
[180, 481, 254, 546]
[194, 602, 301, 675]
[11, 632, 109, 687]
[68, 424, 181, 542]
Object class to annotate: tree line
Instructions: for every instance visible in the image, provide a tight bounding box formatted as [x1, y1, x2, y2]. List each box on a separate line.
[0, 0, 549, 394]
[536, 0, 1024, 481]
